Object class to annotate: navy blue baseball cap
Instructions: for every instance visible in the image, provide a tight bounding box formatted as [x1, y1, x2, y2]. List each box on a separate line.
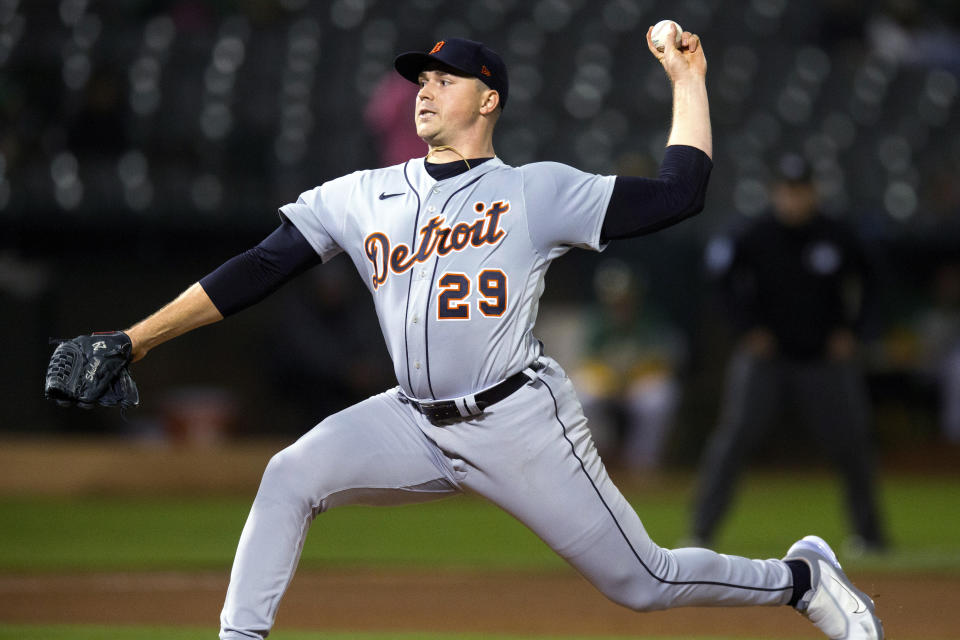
[395, 38, 509, 109]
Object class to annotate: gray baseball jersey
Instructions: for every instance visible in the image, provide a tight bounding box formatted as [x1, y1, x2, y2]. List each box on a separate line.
[219, 157, 796, 639]
[280, 157, 612, 400]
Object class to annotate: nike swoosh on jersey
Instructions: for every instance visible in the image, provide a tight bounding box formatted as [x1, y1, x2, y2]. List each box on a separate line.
[379, 192, 405, 200]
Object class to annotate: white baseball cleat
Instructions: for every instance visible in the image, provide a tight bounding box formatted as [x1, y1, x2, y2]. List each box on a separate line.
[783, 535, 884, 640]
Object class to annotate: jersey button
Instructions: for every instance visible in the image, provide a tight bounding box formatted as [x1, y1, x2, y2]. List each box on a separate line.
[412, 314, 419, 324]
[427, 205, 436, 212]
[433, 188, 440, 194]
[414, 360, 421, 369]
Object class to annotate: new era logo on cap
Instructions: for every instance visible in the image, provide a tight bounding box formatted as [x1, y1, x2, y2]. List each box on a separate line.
[394, 37, 509, 109]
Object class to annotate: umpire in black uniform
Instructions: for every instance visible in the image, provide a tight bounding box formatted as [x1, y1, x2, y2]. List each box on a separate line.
[690, 153, 886, 552]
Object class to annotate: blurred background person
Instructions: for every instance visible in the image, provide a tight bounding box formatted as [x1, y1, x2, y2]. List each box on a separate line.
[690, 153, 887, 554]
[573, 259, 686, 470]
[881, 259, 960, 444]
[363, 72, 424, 168]
[922, 262, 960, 443]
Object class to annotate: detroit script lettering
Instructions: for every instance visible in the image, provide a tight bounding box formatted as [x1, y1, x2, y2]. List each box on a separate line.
[364, 200, 509, 290]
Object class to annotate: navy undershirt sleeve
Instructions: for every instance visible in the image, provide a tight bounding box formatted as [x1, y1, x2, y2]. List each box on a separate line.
[199, 219, 322, 317]
[601, 145, 713, 241]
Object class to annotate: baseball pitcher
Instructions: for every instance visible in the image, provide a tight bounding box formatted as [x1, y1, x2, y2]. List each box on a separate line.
[46, 26, 882, 640]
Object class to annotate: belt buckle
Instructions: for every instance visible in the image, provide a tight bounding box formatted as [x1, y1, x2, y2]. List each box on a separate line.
[424, 401, 462, 424]
[420, 395, 484, 424]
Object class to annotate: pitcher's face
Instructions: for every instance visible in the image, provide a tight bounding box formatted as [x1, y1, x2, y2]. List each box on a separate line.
[414, 68, 487, 146]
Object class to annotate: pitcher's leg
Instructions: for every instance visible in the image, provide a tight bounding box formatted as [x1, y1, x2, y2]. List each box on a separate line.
[433, 359, 793, 613]
[220, 390, 459, 639]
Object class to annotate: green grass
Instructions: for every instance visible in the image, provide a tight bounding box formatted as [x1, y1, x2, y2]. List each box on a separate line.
[1, 472, 958, 573]
[0, 626, 768, 640]
[708, 473, 960, 571]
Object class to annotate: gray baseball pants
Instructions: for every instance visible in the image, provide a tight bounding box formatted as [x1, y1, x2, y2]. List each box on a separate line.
[220, 356, 793, 639]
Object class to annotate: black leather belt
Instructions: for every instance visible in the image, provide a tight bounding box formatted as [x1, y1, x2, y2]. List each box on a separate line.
[400, 362, 543, 424]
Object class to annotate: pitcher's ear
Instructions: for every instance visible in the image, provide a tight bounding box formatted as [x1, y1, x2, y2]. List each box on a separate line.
[479, 89, 500, 115]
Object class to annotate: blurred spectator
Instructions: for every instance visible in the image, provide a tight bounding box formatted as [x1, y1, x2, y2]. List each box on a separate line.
[572, 260, 686, 470]
[690, 154, 887, 552]
[918, 262, 960, 442]
[886, 261, 960, 443]
[364, 72, 424, 167]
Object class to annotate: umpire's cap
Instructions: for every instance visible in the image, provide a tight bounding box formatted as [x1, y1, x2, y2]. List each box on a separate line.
[774, 152, 813, 184]
[395, 38, 509, 109]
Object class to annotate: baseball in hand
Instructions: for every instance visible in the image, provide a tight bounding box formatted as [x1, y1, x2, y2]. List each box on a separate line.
[651, 19, 683, 52]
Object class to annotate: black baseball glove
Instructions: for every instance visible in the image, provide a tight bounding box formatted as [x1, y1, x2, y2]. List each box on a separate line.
[44, 331, 140, 409]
